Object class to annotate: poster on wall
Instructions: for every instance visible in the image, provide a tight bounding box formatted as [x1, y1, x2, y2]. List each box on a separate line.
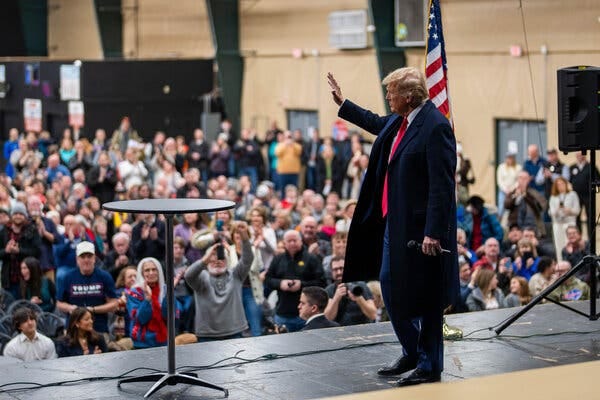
[0, 65, 6, 98]
[60, 64, 80, 100]
[68, 101, 85, 128]
[24, 98, 42, 132]
[24, 62, 40, 86]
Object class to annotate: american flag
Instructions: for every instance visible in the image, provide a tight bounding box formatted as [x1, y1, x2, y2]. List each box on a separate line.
[425, 0, 452, 126]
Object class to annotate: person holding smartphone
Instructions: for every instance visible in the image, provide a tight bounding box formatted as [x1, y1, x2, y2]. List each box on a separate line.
[512, 238, 540, 281]
[185, 222, 254, 341]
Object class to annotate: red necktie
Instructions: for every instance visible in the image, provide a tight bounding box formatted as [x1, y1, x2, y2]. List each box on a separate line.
[382, 118, 408, 217]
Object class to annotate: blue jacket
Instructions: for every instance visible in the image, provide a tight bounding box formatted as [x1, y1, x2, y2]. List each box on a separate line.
[126, 286, 180, 349]
[46, 164, 71, 184]
[524, 158, 546, 193]
[3, 140, 18, 178]
[458, 206, 504, 247]
[38, 217, 61, 271]
[53, 234, 93, 269]
[513, 257, 539, 281]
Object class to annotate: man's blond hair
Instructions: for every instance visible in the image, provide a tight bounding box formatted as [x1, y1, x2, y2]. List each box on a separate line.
[382, 67, 428, 107]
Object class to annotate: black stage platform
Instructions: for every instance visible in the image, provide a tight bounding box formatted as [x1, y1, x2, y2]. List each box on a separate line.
[1, 301, 599, 400]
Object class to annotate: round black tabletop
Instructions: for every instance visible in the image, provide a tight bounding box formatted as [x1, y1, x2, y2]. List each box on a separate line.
[102, 198, 235, 214]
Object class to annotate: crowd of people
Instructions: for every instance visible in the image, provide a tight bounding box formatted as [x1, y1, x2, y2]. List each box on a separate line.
[0, 117, 377, 361]
[0, 116, 596, 362]
[457, 143, 596, 312]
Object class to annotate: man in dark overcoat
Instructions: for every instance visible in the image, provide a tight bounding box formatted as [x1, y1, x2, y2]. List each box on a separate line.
[327, 67, 458, 386]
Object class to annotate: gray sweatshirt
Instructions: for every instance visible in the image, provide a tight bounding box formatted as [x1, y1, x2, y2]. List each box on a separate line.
[184, 240, 253, 338]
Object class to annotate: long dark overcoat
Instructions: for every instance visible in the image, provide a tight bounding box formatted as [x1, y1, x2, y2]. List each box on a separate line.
[340, 99, 458, 318]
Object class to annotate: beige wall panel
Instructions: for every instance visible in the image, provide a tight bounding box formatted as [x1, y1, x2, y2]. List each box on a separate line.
[240, 0, 367, 55]
[48, 0, 103, 59]
[242, 51, 383, 139]
[449, 54, 556, 202]
[122, 0, 214, 58]
[441, 0, 600, 202]
[444, 0, 600, 53]
[448, 50, 600, 202]
[318, 53, 385, 138]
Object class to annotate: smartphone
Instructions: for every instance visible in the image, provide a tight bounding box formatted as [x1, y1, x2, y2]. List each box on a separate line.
[216, 244, 225, 260]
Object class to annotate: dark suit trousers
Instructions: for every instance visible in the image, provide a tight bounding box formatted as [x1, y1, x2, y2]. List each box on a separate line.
[380, 222, 444, 373]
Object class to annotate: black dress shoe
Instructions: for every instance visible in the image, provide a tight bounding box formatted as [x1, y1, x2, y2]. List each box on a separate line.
[376, 357, 417, 376]
[396, 368, 441, 386]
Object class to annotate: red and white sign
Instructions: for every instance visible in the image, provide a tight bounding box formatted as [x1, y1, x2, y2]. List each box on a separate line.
[68, 101, 85, 128]
[332, 119, 348, 141]
[23, 98, 42, 132]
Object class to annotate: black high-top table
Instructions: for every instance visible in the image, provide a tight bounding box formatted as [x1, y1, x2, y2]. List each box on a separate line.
[103, 199, 235, 398]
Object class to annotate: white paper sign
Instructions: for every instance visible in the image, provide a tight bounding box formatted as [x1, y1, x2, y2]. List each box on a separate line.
[24, 98, 42, 132]
[68, 101, 84, 128]
[60, 64, 80, 100]
[0, 65, 6, 99]
[507, 140, 518, 155]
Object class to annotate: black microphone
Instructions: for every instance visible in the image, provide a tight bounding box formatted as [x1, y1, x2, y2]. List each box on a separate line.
[407, 240, 451, 254]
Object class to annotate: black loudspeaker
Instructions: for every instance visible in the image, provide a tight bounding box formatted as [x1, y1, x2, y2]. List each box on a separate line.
[557, 66, 600, 152]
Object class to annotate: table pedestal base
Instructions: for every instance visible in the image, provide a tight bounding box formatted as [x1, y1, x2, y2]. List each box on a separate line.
[118, 372, 228, 398]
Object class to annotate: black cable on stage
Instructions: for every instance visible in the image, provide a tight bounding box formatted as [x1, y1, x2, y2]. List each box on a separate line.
[3, 325, 599, 394]
[176, 341, 399, 373]
[448, 327, 600, 342]
[494, 328, 600, 340]
[459, 327, 491, 338]
[0, 341, 398, 394]
[0, 366, 162, 394]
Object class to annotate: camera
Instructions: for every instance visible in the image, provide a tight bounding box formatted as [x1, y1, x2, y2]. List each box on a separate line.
[215, 219, 226, 260]
[216, 244, 225, 260]
[346, 282, 364, 297]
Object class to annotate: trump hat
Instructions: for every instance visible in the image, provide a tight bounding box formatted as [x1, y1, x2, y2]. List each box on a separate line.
[76, 241, 95, 257]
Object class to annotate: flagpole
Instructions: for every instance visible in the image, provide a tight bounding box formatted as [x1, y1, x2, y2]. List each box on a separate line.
[425, 0, 462, 340]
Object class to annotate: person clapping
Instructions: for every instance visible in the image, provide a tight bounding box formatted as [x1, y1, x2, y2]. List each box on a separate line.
[56, 307, 107, 357]
[126, 257, 172, 349]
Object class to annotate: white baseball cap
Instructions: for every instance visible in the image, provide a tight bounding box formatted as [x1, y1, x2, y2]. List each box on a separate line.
[76, 241, 95, 257]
